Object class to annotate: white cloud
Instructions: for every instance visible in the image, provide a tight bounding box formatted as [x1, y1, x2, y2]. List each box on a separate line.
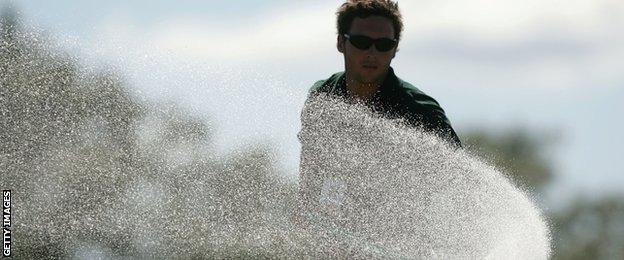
[395, 0, 624, 92]
[400, 0, 621, 39]
[90, 2, 339, 64]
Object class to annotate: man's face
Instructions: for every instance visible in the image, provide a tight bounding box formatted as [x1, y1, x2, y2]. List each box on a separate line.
[338, 15, 397, 85]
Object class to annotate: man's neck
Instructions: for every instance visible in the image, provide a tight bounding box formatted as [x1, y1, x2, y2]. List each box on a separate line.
[344, 72, 387, 102]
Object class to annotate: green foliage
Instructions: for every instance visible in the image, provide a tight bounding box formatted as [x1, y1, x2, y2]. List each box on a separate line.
[551, 197, 624, 259]
[461, 127, 556, 190]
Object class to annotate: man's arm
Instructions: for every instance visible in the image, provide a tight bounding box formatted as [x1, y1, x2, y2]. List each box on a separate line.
[403, 90, 462, 147]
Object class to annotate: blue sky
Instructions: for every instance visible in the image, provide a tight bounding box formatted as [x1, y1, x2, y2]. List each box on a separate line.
[4, 0, 623, 205]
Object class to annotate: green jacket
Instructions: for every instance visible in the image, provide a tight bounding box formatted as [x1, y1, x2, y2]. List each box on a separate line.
[307, 67, 461, 146]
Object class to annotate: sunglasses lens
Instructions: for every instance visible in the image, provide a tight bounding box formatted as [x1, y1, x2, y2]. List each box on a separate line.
[346, 34, 396, 52]
[375, 38, 396, 52]
[349, 35, 373, 50]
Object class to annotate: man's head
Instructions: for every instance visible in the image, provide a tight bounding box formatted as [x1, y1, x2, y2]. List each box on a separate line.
[336, 0, 403, 85]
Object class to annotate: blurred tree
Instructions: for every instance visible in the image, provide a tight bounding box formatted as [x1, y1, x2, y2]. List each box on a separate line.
[461, 127, 557, 191]
[550, 197, 624, 259]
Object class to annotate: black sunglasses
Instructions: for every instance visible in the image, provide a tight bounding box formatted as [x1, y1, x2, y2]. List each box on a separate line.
[343, 34, 397, 52]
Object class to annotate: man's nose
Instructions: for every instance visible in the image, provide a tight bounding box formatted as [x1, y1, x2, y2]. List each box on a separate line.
[364, 44, 379, 55]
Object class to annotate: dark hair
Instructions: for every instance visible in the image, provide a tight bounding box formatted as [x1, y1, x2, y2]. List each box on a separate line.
[336, 0, 403, 41]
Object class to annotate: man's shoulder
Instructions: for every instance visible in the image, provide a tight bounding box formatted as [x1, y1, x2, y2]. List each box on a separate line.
[392, 74, 462, 147]
[392, 76, 443, 110]
[308, 71, 345, 94]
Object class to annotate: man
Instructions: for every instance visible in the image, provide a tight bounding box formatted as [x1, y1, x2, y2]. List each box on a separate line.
[295, 0, 461, 247]
[305, 0, 460, 146]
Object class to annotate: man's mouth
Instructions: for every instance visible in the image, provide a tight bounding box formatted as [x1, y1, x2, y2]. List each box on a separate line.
[362, 64, 378, 70]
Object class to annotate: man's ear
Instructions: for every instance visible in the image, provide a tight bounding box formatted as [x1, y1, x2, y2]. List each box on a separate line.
[337, 35, 345, 53]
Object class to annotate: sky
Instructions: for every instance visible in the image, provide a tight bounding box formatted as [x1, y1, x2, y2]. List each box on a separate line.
[4, 0, 623, 205]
